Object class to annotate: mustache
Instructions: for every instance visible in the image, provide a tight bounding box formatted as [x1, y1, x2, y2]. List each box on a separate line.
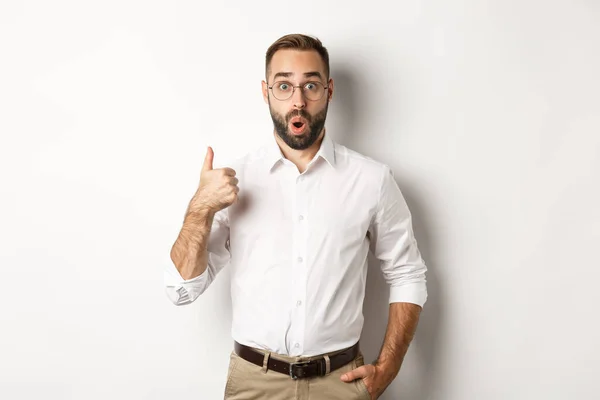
[285, 109, 311, 123]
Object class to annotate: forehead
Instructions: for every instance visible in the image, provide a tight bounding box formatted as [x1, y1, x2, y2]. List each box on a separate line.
[269, 49, 326, 80]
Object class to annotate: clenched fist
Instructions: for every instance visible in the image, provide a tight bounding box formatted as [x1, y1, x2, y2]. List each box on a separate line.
[188, 146, 239, 215]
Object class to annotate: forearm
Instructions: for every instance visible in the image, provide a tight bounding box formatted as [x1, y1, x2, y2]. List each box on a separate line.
[374, 302, 422, 379]
[170, 209, 215, 280]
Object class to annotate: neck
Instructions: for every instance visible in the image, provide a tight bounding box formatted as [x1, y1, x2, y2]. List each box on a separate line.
[274, 128, 326, 173]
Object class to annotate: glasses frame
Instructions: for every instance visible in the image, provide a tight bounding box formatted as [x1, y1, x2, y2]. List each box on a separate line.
[267, 80, 329, 101]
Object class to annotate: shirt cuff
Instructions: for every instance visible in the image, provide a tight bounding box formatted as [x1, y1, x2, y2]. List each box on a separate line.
[163, 262, 210, 305]
[389, 281, 427, 307]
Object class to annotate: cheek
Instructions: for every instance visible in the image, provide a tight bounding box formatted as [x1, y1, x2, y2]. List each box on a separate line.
[270, 105, 288, 121]
[308, 102, 327, 117]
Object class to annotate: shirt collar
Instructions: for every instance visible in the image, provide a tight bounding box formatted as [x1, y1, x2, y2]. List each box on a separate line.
[265, 130, 336, 172]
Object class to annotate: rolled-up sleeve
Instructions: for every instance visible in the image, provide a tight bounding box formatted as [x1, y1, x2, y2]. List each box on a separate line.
[164, 208, 231, 306]
[368, 165, 428, 307]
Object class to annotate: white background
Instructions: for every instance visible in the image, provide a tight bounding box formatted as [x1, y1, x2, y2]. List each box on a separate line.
[1, 1, 599, 399]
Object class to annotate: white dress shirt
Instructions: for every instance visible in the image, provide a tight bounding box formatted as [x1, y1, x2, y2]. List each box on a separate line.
[164, 131, 428, 356]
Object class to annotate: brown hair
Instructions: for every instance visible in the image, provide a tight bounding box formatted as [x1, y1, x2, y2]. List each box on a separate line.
[265, 34, 330, 81]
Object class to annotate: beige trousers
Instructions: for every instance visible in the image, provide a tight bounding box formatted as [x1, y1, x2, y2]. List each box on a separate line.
[224, 345, 371, 400]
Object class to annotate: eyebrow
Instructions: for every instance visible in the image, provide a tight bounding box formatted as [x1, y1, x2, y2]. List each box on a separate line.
[273, 71, 324, 80]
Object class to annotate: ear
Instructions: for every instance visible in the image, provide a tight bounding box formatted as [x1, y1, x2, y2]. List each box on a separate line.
[262, 80, 269, 104]
[327, 78, 334, 102]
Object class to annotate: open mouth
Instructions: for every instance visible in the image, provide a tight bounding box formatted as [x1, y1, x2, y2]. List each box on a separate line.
[289, 116, 308, 134]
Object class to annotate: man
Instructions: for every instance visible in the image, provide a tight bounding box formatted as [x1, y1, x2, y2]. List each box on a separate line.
[164, 34, 428, 400]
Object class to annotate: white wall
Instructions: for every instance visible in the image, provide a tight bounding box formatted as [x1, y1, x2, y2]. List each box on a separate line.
[1, 1, 599, 399]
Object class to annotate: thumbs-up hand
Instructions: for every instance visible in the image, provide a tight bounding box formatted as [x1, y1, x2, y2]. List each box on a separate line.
[189, 147, 239, 215]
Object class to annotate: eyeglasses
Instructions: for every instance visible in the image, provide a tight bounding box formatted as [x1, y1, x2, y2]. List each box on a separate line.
[268, 81, 328, 101]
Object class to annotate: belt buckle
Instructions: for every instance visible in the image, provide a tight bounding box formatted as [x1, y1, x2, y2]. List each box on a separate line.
[289, 360, 312, 380]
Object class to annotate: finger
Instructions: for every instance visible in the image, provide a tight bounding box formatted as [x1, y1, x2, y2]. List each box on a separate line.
[341, 365, 369, 382]
[202, 146, 214, 172]
[222, 167, 237, 177]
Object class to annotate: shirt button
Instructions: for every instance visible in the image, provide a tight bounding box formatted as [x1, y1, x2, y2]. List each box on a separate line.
[299, 215, 304, 221]
[296, 300, 302, 306]
[295, 343, 300, 348]
[297, 257, 303, 263]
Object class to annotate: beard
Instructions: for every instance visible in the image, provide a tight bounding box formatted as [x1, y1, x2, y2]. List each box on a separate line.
[269, 102, 328, 150]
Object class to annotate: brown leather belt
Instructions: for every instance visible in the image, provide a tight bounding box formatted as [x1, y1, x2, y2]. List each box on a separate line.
[233, 341, 360, 379]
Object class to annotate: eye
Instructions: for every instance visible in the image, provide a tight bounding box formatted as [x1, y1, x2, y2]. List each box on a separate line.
[304, 82, 317, 91]
[277, 82, 291, 91]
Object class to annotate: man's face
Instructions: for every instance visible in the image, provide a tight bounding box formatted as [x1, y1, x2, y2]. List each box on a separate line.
[262, 49, 334, 150]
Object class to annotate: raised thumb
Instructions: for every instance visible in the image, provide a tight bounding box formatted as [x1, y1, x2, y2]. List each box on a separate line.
[202, 146, 214, 172]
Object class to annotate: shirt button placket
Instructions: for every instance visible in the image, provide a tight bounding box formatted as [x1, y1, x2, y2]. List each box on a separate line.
[294, 173, 308, 354]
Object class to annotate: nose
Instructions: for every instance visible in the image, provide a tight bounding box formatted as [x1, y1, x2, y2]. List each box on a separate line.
[291, 87, 306, 109]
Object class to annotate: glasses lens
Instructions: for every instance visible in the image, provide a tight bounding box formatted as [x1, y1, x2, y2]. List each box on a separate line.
[272, 81, 293, 100]
[303, 82, 325, 101]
